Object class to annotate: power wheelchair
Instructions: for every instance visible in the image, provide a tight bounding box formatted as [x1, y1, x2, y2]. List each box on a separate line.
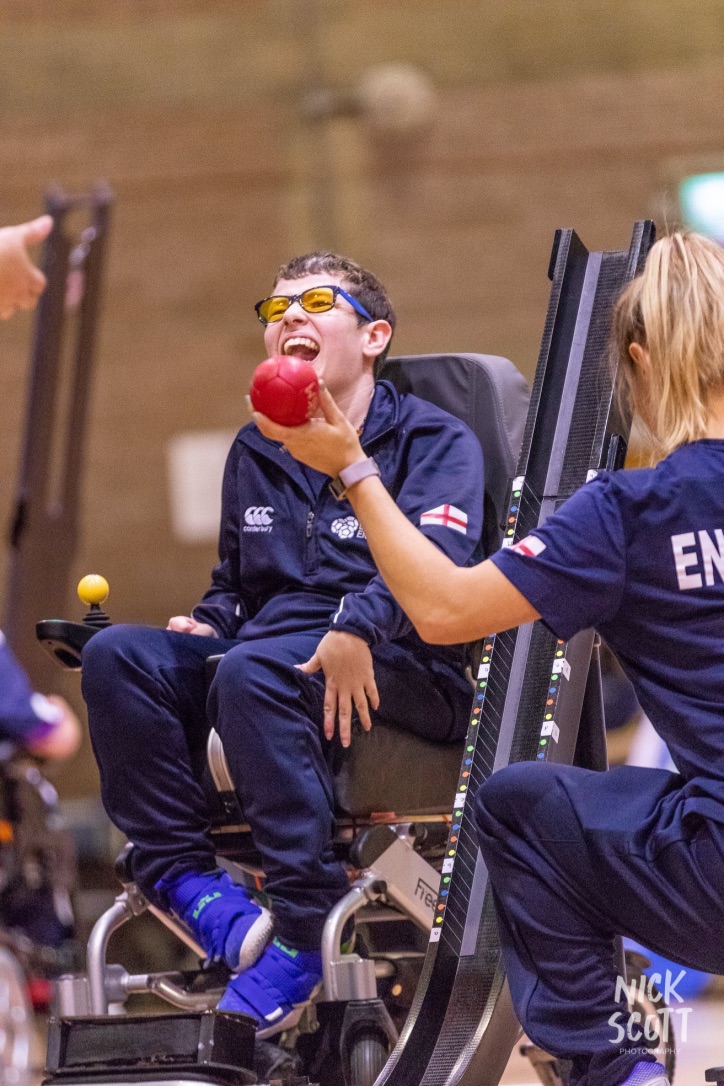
[36, 352, 530, 1086]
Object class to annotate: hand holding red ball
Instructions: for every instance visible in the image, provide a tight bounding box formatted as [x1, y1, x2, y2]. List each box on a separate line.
[250, 370, 367, 480]
[250, 355, 320, 426]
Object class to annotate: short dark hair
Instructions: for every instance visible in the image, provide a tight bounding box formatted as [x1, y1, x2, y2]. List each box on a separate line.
[274, 251, 396, 362]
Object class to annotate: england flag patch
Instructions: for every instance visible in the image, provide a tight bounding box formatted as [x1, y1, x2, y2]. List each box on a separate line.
[511, 534, 546, 558]
[420, 504, 468, 535]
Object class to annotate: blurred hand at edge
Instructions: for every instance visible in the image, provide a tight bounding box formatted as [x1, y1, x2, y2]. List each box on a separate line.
[0, 215, 53, 320]
[26, 695, 82, 761]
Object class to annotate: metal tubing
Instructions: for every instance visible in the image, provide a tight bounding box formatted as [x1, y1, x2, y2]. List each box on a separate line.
[86, 896, 134, 1014]
[321, 874, 382, 1001]
[120, 973, 218, 1012]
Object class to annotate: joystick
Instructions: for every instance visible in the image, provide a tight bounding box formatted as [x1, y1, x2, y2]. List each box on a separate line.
[77, 574, 111, 628]
[36, 574, 112, 669]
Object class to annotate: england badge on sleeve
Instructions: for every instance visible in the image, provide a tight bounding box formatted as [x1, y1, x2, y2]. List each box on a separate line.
[420, 504, 468, 535]
[511, 534, 546, 558]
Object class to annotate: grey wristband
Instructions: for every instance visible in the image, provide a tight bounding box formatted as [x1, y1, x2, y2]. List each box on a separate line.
[328, 457, 381, 501]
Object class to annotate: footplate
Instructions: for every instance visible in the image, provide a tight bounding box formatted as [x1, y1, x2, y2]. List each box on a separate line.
[44, 1010, 257, 1085]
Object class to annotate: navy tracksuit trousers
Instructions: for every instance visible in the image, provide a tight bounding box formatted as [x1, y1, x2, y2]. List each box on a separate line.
[82, 623, 471, 949]
[475, 761, 724, 1086]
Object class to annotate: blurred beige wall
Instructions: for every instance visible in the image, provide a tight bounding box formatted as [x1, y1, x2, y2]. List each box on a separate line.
[0, 0, 722, 795]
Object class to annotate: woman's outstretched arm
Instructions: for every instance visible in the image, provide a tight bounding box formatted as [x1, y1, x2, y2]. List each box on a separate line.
[251, 385, 539, 643]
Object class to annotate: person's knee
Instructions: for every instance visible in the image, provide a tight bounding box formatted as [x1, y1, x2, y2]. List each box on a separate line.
[213, 640, 307, 702]
[212, 643, 291, 730]
[474, 761, 554, 841]
[214, 641, 273, 694]
[81, 623, 138, 694]
[211, 641, 318, 748]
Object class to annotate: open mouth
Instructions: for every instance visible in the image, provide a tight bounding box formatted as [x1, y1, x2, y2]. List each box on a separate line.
[282, 336, 320, 363]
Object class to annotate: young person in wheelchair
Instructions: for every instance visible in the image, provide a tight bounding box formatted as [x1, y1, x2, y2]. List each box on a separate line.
[81, 253, 486, 1032]
[253, 231, 724, 1086]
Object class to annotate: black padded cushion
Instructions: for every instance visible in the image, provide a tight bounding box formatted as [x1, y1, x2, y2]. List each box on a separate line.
[331, 724, 466, 818]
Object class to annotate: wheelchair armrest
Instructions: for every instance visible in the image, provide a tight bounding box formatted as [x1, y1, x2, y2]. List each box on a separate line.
[204, 654, 226, 687]
[35, 619, 101, 670]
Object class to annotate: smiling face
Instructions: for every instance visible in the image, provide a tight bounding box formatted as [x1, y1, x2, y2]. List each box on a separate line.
[262, 271, 392, 403]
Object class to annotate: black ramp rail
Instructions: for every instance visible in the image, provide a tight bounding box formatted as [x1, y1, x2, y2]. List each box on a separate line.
[378, 220, 655, 1086]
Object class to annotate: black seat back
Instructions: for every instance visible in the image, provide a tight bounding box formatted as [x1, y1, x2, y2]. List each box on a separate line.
[378, 354, 529, 555]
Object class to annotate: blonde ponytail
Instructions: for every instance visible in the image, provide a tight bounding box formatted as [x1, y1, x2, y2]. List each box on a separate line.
[612, 232, 724, 461]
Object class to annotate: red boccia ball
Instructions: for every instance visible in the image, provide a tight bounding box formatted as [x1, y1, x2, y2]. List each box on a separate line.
[250, 355, 320, 426]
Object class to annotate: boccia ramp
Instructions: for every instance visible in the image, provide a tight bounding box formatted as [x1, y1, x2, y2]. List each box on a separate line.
[378, 220, 656, 1086]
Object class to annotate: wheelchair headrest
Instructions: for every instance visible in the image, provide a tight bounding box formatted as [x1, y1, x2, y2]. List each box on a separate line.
[377, 353, 529, 554]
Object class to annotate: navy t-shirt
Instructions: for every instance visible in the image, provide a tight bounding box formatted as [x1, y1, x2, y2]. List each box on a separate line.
[491, 440, 724, 809]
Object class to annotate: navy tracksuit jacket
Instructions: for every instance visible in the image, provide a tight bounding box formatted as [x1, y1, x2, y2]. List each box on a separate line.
[83, 381, 484, 946]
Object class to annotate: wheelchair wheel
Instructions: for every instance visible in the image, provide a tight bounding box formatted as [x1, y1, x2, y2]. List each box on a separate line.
[347, 1028, 390, 1086]
[0, 948, 33, 1086]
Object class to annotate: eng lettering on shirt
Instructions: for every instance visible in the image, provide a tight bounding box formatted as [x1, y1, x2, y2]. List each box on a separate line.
[671, 529, 724, 590]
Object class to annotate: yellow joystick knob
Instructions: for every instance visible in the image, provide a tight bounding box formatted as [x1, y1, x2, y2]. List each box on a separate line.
[77, 574, 109, 608]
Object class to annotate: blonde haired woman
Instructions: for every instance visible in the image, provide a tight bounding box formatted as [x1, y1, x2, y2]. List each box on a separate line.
[253, 232, 724, 1086]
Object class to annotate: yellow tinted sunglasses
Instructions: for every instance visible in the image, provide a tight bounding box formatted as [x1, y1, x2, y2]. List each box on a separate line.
[255, 285, 373, 325]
